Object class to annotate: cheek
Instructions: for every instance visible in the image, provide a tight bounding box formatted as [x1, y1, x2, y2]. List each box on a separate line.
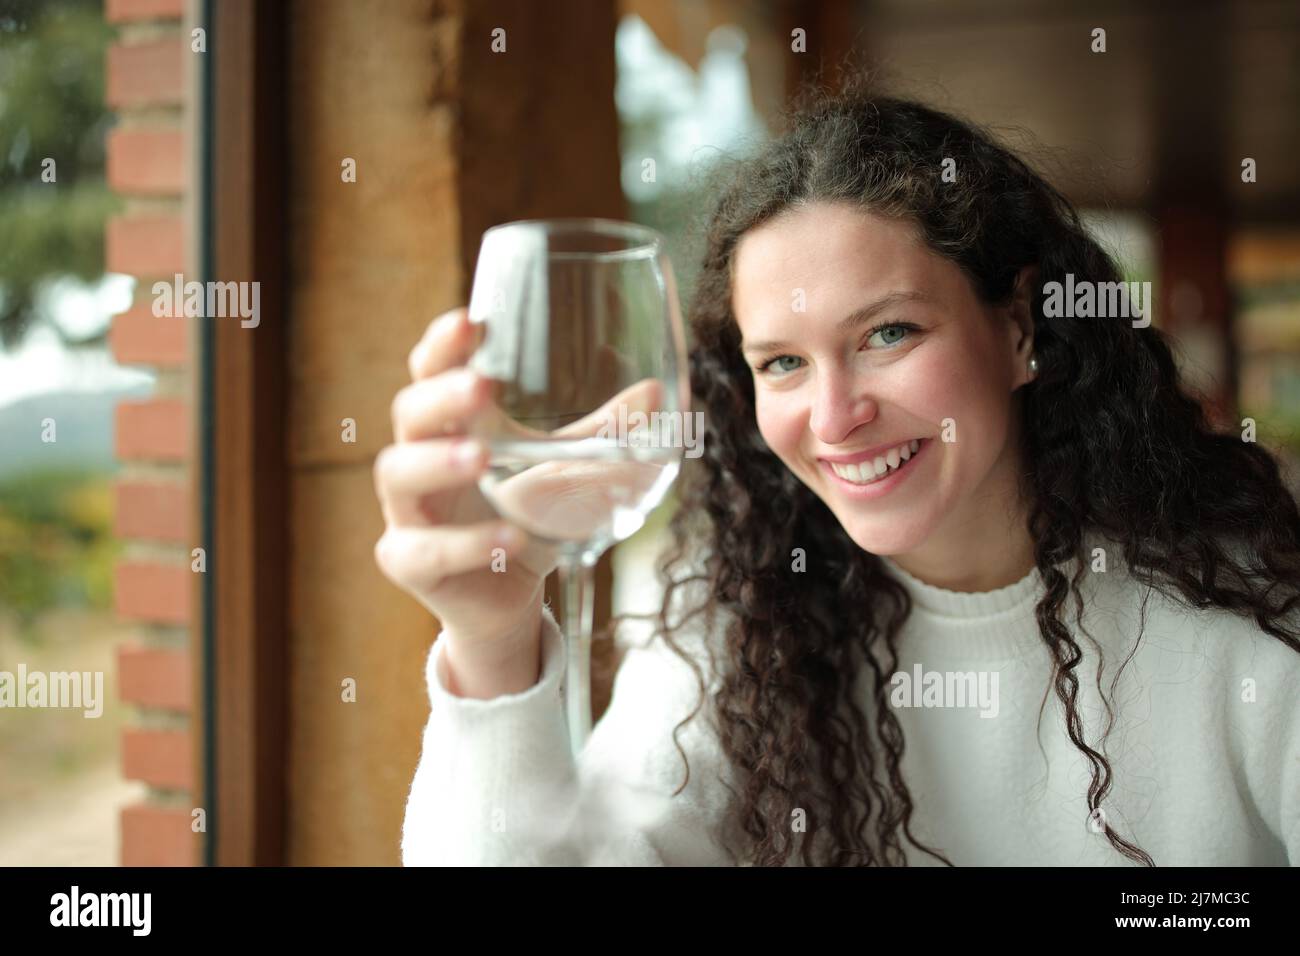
[754, 389, 806, 459]
[909, 337, 1015, 497]
[910, 336, 1012, 438]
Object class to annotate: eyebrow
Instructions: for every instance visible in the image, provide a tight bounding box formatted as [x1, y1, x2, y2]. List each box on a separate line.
[739, 290, 930, 357]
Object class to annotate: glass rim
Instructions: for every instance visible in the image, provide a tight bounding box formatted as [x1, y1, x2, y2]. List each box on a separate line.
[481, 217, 665, 261]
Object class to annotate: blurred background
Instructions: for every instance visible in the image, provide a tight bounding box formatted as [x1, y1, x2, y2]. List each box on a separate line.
[0, 0, 1296, 865]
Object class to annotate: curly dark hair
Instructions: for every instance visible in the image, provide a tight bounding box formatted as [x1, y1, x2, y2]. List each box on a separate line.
[630, 78, 1300, 867]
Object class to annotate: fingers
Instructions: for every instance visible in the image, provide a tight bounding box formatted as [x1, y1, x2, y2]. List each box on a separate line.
[408, 307, 484, 382]
[376, 307, 537, 602]
[374, 521, 527, 594]
[390, 367, 492, 442]
[373, 438, 487, 525]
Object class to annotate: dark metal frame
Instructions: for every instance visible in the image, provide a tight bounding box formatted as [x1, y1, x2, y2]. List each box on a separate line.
[200, 0, 290, 867]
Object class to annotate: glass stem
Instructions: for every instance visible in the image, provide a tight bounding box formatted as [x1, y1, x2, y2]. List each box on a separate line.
[559, 554, 597, 757]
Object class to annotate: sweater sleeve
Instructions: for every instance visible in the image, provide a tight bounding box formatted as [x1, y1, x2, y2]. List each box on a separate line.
[1273, 665, 1300, 865]
[1222, 612, 1300, 865]
[401, 600, 736, 866]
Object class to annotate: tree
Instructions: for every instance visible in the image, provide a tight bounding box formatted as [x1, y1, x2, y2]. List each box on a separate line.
[0, 0, 118, 349]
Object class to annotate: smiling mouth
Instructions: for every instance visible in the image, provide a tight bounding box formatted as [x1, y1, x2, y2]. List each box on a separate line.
[823, 438, 923, 486]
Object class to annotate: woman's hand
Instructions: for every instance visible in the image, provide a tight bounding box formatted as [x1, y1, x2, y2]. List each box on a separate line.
[373, 307, 557, 692]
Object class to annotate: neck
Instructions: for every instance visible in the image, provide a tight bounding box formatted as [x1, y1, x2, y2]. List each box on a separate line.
[890, 526, 1035, 593]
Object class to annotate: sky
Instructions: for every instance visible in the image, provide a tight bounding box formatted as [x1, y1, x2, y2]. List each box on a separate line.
[0, 273, 153, 411]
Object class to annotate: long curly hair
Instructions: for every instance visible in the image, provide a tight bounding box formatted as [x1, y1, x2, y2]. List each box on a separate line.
[631, 80, 1300, 867]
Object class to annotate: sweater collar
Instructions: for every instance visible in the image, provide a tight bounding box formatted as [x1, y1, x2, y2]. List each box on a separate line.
[877, 554, 1044, 619]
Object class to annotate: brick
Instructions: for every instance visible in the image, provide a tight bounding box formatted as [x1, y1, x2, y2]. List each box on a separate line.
[107, 127, 185, 196]
[120, 804, 197, 867]
[115, 561, 191, 626]
[115, 398, 189, 462]
[119, 645, 192, 711]
[110, 303, 188, 368]
[114, 479, 190, 543]
[106, 0, 184, 23]
[106, 215, 186, 278]
[122, 727, 192, 790]
[107, 39, 185, 109]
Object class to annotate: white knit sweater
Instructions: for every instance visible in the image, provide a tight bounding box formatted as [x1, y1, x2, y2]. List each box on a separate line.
[401, 548, 1300, 866]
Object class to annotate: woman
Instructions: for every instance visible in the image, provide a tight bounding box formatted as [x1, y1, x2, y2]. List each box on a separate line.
[376, 83, 1300, 866]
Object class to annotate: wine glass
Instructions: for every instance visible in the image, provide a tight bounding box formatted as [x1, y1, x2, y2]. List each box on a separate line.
[465, 218, 691, 756]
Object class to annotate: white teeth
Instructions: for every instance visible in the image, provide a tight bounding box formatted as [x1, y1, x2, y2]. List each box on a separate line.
[828, 440, 921, 485]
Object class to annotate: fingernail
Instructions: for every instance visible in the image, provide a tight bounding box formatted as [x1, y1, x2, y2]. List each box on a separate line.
[453, 439, 482, 468]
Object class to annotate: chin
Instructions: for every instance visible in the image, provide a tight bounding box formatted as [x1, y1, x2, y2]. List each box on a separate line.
[836, 510, 936, 556]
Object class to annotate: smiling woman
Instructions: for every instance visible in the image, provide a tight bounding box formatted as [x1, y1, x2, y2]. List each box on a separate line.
[655, 81, 1300, 866]
[394, 78, 1300, 869]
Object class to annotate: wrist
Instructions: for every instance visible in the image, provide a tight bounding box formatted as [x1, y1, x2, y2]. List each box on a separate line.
[440, 594, 545, 699]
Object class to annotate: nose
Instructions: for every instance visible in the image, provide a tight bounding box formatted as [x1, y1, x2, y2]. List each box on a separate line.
[808, 367, 878, 445]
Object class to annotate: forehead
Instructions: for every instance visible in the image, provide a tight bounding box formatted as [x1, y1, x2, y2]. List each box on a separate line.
[731, 203, 930, 325]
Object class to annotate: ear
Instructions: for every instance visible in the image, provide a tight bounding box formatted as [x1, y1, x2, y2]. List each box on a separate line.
[1006, 265, 1037, 388]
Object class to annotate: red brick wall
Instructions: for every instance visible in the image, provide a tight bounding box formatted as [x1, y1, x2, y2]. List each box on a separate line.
[105, 0, 198, 867]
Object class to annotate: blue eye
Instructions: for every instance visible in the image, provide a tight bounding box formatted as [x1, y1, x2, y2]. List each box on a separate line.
[867, 323, 913, 347]
[757, 354, 804, 376]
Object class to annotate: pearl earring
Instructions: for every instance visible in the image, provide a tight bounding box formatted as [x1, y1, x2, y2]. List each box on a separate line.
[1028, 355, 1040, 375]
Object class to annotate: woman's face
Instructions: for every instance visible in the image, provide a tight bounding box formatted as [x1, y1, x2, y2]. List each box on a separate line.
[731, 201, 1034, 557]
